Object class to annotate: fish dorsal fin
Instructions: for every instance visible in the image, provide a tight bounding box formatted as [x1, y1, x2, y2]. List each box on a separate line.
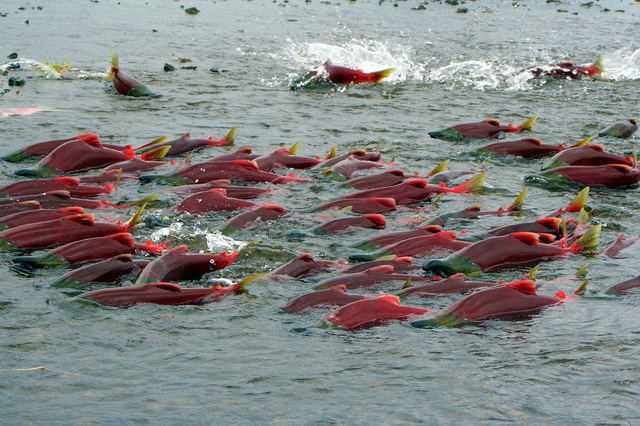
[365, 214, 386, 226]
[537, 217, 562, 228]
[171, 245, 190, 254]
[407, 179, 427, 188]
[511, 232, 540, 245]
[297, 253, 315, 262]
[232, 159, 259, 170]
[450, 272, 467, 281]
[114, 253, 134, 261]
[368, 265, 395, 274]
[52, 176, 80, 186]
[484, 119, 501, 126]
[506, 279, 537, 295]
[421, 225, 442, 233]
[394, 256, 413, 265]
[109, 232, 134, 245]
[45, 190, 71, 199]
[379, 294, 401, 305]
[437, 230, 457, 240]
[19, 201, 41, 208]
[60, 206, 84, 214]
[388, 169, 405, 177]
[67, 213, 95, 225]
[210, 188, 228, 196]
[538, 233, 556, 243]
[148, 282, 183, 292]
[262, 203, 286, 212]
[331, 285, 348, 293]
[524, 138, 542, 145]
[610, 164, 632, 173]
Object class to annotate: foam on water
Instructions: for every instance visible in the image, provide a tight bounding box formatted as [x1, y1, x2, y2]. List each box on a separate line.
[280, 39, 425, 84]
[601, 46, 640, 80]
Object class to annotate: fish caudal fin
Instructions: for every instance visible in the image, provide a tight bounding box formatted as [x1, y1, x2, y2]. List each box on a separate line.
[453, 172, 485, 193]
[570, 224, 602, 254]
[373, 68, 396, 82]
[428, 159, 450, 176]
[569, 135, 596, 148]
[519, 116, 538, 131]
[141, 145, 171, 160]
[223, 126, 238, 146]
[567, 187, 589, 212]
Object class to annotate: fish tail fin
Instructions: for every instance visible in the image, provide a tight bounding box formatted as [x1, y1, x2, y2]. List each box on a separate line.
[593, 56, 604, 73]
[222, 125, 238, 146]
[519, 116, 538, 131]
[576, 263, 589, 279]
[125, 204, 146, 226]
[453, 172, 485, 193]
[567, 187, 590, 212]
[374, 68, 396, 82]
[141, 145, 171, 160]
[569, 135, 596, 148]
[428, 159, 450, 176]
[234, 272, 269, 295]
[121, 194, 160, 207]
[102, 52, 118, 81]
[135, 135, 169, 151]
[573, 280, 589, 295]
[569, 224, 601, 254]
[325, 145, 338, 160]
[507, 189, 528, 212]
[289, 141, 300, 155]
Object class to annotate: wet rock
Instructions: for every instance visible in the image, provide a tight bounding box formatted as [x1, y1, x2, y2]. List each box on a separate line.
[8, 77, 25, 86]
[185, 6, 200, 14]
[164, 63, 176, 72]
[7, 52, 18, 59]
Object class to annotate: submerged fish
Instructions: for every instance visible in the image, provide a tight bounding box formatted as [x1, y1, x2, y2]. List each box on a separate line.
[429, 117, 537, 141]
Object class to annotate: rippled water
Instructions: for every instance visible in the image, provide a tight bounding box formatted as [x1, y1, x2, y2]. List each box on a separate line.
[2, 0, 640, 423]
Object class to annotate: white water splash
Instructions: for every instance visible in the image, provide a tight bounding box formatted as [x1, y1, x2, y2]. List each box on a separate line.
[0, 58, 104, 80]
[425, 59, 527, 91]
[151, 222, 247, 253]
[601, 46, 640, 80]
[205, 232, 248, 253]
[280, 39, 426, 83]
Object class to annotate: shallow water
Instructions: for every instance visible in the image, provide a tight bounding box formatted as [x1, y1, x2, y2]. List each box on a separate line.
[2, 0, 640, 423]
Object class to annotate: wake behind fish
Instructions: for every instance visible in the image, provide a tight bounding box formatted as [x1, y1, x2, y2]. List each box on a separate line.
[601, 46, 640, 81]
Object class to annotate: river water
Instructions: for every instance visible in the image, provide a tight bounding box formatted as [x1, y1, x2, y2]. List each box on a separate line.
[1, 0, 640, 423]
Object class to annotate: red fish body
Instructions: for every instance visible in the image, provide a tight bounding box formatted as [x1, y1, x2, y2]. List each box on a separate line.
[207, 147, 259, 162]
[221, 203, 286, 232]
[136, 130, 235, 157]
[602, 234, 640, 259]
[342, 256, 421, 274]
[12, 232, 162, 268]
[397, 273, 501, 298]
[604, 275, 640, 295]
[429, 117, 537, 141]
[482, 138, 565, 158]
[16, 137, 135, 177]
[1, 133, 98, 163]
[422, 227, 600, 277]
[352, 224, 443, 251]
[323, 295, 432, 330]
[342, 174, 484, 205]
[79, 282, 239, 307]
[531, 61, 601, 79]
[0, 201, 42, 218]
[349, 230, 472, 262]
[320, 149, 382, 168]
[165, 179, 272, 200]
[282, 285, 374, 313]
[326, 156, 384, 180]
[541, 144, 634, 170]
[411, 280, 569, 327]
[599, 118, 637, 139]
[0, 206, 84, 230]
[313, 197, 397, 214]
[0, 190, 110, 210]
[344, 169, 407, 190]
[267, 253, 344, 279]
[0, 177, 113, 198]
[313, 214, 386, 235]
[253, 147, 322, 171]
[146, 159, 308, 185]
[527, 164, 640, 189]
[105, 53, 155, 97]
[134, 245, 238, 285]
[316, 265, 433, 291]
[172, 188, 259, 215]
[483, 217, 563, 238]
[0, 213, 132, 251]
[105, 157, 173, 174]
[51, 254, 150, 288]
[322, 59, 395, 84]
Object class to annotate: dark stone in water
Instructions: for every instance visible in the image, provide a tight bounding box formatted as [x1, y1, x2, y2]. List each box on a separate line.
[8, 77, 25, 86]
[185, 7, 200, 14]
[164, 63, 176, 72]
[7, 52, 18, 59]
